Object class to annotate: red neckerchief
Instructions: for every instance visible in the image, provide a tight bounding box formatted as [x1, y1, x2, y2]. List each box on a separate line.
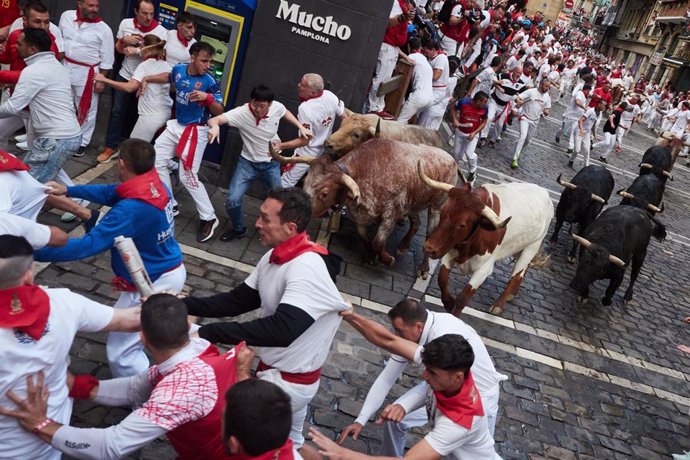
[75, 8, 103, 23]
[299, 90, 323, 103]
[0, 285, 50, 341]
[115, 169, 169, 210]
[177, 31, 189, 47]
[233, 439, 295, 460]
[433, 371, 485, 430]
[248, 103, 269, 126]
[133, 17, 160, 33]
[0, 150, 29, 171]
[269, 231, 328, 265]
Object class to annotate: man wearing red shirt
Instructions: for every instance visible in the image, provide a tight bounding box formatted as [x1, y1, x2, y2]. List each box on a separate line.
[0, 0, 20, 41]
[451, 91, 489, 182]
[589, 82, 612, 110]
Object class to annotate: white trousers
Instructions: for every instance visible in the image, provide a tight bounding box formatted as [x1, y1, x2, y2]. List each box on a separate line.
[397, 90, 434, 124]
[367, 43, 398, 113]
[130, 111, 170, 143]
[154, 120, 216, 220]
[417, 96, 450, 130]
[615, 124, 630, 146]
[107, 264, 186, 377]
[73, 84, 99, 147]
[513, 117, 539, 160]
[440, 34, 463, 58]
[257, 367, 320, 448]
[593, 131, 616, 158]
[571, 130, 591, 166]
[453, 130, 479, 174]
[559, 117, 578, 149]
[382, 388, 500, 456]
[281, 162, 310, 187]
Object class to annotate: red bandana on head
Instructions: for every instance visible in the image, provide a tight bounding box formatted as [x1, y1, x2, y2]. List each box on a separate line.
[0, 150, 29, 172]
[233, 439, 296, 460]
[133, 16, 160, 33]
[75, 8, 103, 23]
[433, 371, 485, 429]
[269, 232, 328, 265]
[115, 169, 169, 210]
[0, 285, 50, 341]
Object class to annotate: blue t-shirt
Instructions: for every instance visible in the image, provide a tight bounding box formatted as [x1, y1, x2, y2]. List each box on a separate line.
[172, 63, 223, 126]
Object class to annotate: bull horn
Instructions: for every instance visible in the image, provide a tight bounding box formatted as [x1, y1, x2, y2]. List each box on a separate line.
[480, 206, 511, 229]
[571, 233, 592, 248]
[339, 173, 361, 203]
[418, 161, 454, 193]
[618, 191, 634, 199]
[659, 202, 665, 213]
[374, 118, 381, 138]
[590, 193, 605, 203]
[608, 254, 626, 267]
[646, 203, 662, 213]
[661, 170, 673, 179]
[639, 162, 653, 169]
[556, 173, 577, 189]
[269, 142, 317, 165]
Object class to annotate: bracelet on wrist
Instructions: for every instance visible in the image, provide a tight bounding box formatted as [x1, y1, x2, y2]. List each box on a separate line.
[32, 418, 55, 434]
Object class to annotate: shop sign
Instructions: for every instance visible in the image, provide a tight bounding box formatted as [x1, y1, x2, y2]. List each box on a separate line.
[276, 0, 353, 44]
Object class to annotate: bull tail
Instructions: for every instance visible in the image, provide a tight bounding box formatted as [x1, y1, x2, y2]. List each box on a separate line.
[529, 250, 551, 268]
[650, 218, 667, 242]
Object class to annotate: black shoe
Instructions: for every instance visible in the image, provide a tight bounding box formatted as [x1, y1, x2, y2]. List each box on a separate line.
[172, 205, 180, 217]
[73, 146, 86, 158]
[467, 172, 476, 182]
[220, 226, 247, 242]
[568, 161, 574, 168]
[488, 140, 495, 149]
[555, 135, 560, 144]
[197, 218, 219, 242]
[599, 156, 608, 164]
[566, 148, 573, 154]
[82, 210, 100, 233]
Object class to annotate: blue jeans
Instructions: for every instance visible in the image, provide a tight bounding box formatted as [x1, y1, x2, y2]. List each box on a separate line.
[26, 135, 82, 183]
[226, 156, 281, 230]
[105, 74, 137, 149]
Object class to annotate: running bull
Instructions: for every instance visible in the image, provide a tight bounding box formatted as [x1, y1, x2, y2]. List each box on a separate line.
[618, 174, 665, 215]
[418, 164, 554, 316]
[323, 110, 444, 157]
[551, 165, 614, 262]
[639, 145, 673, 181]
[570, 206, 666, 306]
[270, 139, 457, 277]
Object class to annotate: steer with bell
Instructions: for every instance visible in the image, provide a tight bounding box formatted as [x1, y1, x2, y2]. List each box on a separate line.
[551, 165, 614, 262]
[419, 163, 554, 316]
[618, 174, 665, 216]
[569, 206, 666, 306]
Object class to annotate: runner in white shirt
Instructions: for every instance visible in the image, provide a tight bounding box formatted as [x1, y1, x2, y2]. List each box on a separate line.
[165, 12, 197, 65]
[556, 85, 590, 153]
[616, 95, 642, 150]
[0, 235, 140, 460]
[59, 1, 114, 152]
[569, 99, 605, 168]
[558, 60, 578, 102]
[0, 213, 67, 249]
[511, 79, 551, 169]
[485, 66, 525, 147]
[397, 37, 434, 124]
[338, 300, 507, 456]
[417, 40, 450, 130]
[94, 36, 172, 142]
[280, 73, 346, 187]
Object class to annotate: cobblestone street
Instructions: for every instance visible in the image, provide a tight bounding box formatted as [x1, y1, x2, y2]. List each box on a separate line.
[19, 94, 690, 459]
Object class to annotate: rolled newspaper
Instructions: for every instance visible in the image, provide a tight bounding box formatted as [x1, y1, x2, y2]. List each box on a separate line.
[113, 236, 155, 297]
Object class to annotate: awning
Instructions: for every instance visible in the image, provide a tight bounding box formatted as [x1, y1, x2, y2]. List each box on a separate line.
[662, 56, 687, 67]
[655, 16, 688, 23]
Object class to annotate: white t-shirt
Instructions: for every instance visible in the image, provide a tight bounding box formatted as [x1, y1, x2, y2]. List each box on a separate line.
[408, 52, 434, 98]
[563, 90, 587, 120]
[0, 214, 51, 249]
[223, 101, 287, 163]
[131, 59, 173, 115]
[0, 288, 113, 459]
[9, 18, 64, 52]
[430, 53, 450, 100]
[245, 251, 349, 373]
[59, 10, 115, 84]
[669, 108, 689, 135]
[116, 18, 168, 80]
[536, 62, 550, 84]
[519, 88, 551, 122]
[295, 90, 344, 158]
[0, 168, 48, 219]
[165, 29, 197, 65]
[472, 67, 496, 98]
[561, 67, 578, 82]
[580, 107, 600, 132]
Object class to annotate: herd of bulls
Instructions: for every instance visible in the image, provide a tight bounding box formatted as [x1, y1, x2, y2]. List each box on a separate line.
[272, 112, 672, 317]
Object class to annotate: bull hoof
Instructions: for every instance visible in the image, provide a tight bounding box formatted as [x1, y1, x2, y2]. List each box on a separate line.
[601, 297, 612, 306]
[489, 304, 504, 316]
[576, 295, 588, 304]
[506, 294, 515, 302]
[623, 298, 636, 307]
[417, 270, 429, 280]
[380, 256, 396, 267]
[566, 255, 577, 264]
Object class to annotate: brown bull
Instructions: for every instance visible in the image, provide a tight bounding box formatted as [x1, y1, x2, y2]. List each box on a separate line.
[323, 110, 444, 157]
[271, 138, 457, 277]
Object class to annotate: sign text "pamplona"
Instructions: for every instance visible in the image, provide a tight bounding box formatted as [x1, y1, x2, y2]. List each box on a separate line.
[276, 0, 352, 44]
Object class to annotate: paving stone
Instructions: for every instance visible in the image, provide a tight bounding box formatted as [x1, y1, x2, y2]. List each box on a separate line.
[542, 444, 576, 460]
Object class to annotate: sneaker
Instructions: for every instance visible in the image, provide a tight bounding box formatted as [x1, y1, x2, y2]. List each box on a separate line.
[97, 147, 119, 163]
[61, 212, 77, 223]
[467, 172, 476, 182]
[73, 146, 87, 158]
[599, 156, 608, 164]
[82, 210, 100, 233]
[197, 218, 219, 242]
[220, 226, 247, 242]
[567, 148, 573, 154]
[568, 160, 574, 168]
[375, 111, 395, 120]
[511, 159, 518, 169]
[16, 140, 28, 151]
[488, 140, 495, 149]
[14, 133, 27, 143]
[555, 135, 560, 144]
[172, 205, 180, 217]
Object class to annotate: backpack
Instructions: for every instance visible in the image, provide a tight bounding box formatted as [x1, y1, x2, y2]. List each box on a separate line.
[437, 0, 460, 24]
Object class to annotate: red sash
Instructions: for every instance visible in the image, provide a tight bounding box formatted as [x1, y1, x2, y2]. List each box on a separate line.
[64, 56, 99, 125]
[134, 17, 160, 33]
[115, 168, 169, 210]
[269, 231, 328, 265]
[75, 8, 103, 23]
[0, 285, 50, 341]
[176, 124, 206, 170]
[434, 371, 484, 429]
[256, 361, 321, 385]
[248, 104, 269, 126]
[177, 31, 189, 47]
[0, 150, 30, 171]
